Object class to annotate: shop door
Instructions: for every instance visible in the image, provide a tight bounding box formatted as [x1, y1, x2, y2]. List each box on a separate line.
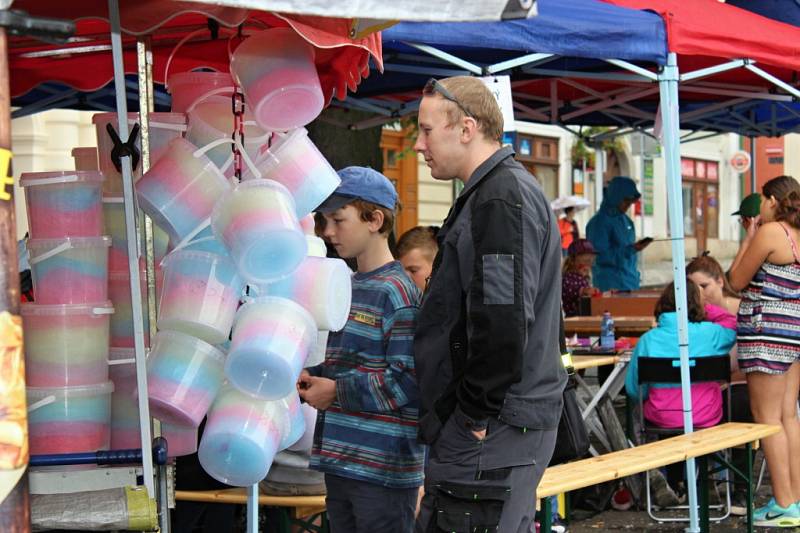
[381, 129, 418, 236]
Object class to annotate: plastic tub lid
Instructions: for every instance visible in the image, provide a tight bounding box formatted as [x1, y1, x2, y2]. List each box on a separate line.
[233, 177, 294, 198]
[257, 127, 308, 160]
[148, 112, 188, 126]
[211, 179, 297, 229]
[167, 71, 233, 89]
[162, 249, 230, 268]
[27, 380, 115, 400]
[237, 295, 316, 332]
[109, 347, 139, 364]
[19, 171, 104, 187]
[92, 112, 138, 124]
[27, 235, 111, 251]
[27, 236, 111, 265]
[155, 330, 226, 365]
[21, 301, 114, 317]
[211, 178, 300, 220]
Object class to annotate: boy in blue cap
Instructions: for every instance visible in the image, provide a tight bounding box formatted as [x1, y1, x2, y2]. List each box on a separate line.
[299, 166, 424, 533]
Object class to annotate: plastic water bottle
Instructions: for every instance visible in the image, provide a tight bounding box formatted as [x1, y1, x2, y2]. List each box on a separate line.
[600, 311, 615, 350]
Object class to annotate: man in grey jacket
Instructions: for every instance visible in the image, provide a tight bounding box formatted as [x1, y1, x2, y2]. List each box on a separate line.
[413, 76, 566, 533]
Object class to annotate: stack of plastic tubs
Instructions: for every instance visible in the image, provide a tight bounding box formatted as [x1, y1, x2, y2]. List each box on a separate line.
[20, 171, 115, 455]
[94, 111, 203, 456]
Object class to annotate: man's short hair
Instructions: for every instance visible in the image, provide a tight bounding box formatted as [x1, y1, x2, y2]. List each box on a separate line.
[396, 225, 439, 260]
[437, 76, 504, 143]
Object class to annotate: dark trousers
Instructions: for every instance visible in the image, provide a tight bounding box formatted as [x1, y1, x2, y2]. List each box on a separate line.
[416, 406, 557, 533]
[324, 474, 418, 533]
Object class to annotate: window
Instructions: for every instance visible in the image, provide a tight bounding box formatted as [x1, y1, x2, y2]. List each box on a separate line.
[515, 134, 559, 199]
[680, 157, 719, 253]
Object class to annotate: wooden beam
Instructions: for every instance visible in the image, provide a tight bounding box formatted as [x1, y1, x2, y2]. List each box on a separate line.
[0, 27, 31, 533]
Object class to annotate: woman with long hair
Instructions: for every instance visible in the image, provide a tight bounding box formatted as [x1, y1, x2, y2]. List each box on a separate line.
[687, 252, 740, 324]
[729, 175, 800, 527]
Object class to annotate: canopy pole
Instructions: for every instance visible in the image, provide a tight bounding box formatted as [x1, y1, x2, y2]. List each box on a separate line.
[108, 0, 156, 498]
[0, 25, 31, 533]
[247, 484, 259, 533]
[136, 35, 171, 532]
[749, 136, 757, 194]
[658, 52, 699, 532]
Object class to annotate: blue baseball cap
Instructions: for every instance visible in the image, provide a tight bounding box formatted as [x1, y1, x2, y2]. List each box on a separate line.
[316, 166, 398, 213]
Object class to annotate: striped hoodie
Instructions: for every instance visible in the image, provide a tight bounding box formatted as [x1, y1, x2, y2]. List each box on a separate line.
[308, 260, 424, 489]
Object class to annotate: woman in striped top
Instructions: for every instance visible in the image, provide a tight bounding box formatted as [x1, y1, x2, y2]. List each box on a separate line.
[730, 175, 800, 527]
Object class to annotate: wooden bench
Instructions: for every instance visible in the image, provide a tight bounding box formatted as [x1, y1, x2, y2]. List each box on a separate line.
[175, 489, 326, 532]
[537, 422, 780, 533]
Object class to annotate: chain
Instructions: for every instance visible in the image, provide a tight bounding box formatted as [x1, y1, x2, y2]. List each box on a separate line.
[231, 87, 246, 180]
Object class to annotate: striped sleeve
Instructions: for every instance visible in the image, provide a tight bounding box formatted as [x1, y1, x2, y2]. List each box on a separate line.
[335, 304, 419, 413]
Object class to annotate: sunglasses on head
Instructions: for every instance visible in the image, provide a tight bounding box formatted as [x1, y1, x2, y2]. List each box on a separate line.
[423, 78, 475, 119]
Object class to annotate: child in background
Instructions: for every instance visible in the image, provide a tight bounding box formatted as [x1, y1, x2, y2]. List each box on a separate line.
[561, 238, 598, 317]
[299, 167, 424, 533]
[396, 226, 439, 292]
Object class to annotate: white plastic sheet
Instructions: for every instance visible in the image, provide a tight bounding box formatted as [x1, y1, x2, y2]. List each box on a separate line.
[183, 0, 537, 21]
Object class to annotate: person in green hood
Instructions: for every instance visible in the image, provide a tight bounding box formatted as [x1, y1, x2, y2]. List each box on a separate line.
[586, 176, 651, 291]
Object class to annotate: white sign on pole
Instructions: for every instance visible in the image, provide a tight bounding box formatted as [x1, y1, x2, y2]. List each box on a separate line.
[730, 150, 751, 173]
[481, 75, 516, 132]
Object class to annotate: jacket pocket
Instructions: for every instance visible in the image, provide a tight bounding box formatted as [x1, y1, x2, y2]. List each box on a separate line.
[481, 253, 515, 305]
[498, 395, 563, 430]
[478, 418, 542, 471]
[432, 407, 482, 464]
[431, 482, 510, 533]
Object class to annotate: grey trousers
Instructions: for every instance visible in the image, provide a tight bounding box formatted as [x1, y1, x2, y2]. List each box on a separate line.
[325, 474, 419, 533]
[416, 406, 557, 533]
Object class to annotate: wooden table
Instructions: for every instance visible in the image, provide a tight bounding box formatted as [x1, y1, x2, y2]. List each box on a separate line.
[588, 293, 660, 316]
[564, 315, 654, 337]
[571, 354, 620, 370]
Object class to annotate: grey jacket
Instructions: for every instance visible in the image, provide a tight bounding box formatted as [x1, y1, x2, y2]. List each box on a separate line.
[414, 146, 566, 444]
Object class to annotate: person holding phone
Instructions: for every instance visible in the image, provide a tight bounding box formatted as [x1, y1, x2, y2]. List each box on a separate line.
[586, 176, 651, 291]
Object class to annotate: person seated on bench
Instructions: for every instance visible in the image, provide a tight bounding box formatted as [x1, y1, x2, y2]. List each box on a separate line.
[625, 279, 736, 429]
[625, 279, 736, 498]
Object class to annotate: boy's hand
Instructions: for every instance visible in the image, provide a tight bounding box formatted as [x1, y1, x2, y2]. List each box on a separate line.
[297, 370, 311, 390]
[298, 375, 337, 410]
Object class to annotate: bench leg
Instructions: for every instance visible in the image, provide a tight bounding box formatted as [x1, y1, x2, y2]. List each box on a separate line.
[698, 454, 709, 533]
[278, 508, 291, 533]
[746, 443, 753, 533]
[541, 497, 552, 532]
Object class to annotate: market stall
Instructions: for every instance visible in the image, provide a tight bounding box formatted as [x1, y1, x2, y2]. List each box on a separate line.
[4, 2, 383, 531]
